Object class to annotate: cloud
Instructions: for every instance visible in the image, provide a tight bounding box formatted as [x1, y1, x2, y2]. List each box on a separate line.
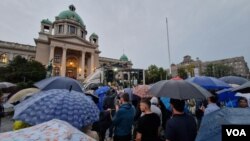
[0, 0, 249, 69]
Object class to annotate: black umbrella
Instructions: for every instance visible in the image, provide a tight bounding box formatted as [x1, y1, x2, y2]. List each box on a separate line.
[219, 76, 248, 85]
[232, 81, 250, 93]
[148, 80, 212, 100]
[34, 76, 83, 93]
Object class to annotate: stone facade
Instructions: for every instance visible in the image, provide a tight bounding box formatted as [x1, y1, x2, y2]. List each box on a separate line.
[0, 5, 132, 80]
[0, 40, 36, 67]
[171, 55, 249, 78]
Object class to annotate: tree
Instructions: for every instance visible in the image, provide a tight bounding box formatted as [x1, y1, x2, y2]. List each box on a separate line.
[204, 63, 234, 77]
[177, 67, 188, 79]
[0, 55, 46, 88]
[145, 65, 168, 84]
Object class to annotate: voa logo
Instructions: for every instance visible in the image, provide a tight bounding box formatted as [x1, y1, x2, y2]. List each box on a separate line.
[226, 129, 246, 136]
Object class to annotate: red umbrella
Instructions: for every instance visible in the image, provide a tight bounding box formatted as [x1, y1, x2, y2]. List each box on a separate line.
[171, 76, 183, 80]
[132, 85, 152, 98]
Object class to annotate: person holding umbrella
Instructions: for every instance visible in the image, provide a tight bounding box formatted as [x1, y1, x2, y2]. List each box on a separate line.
[200, 96, 220, 116]
[165, 99, 197, 141]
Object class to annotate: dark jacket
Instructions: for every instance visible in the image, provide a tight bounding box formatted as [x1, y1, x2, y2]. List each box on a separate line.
[113, 103, 135, 136]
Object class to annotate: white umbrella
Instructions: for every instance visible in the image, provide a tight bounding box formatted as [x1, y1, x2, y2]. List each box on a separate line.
[0, 119, 96, 141]
[3, 102, 14, 113]
[0, 82, 16, 89]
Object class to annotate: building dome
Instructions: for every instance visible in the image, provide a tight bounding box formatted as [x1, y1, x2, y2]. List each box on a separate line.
[41, 19, 52, 25]
[57, 5, 84, 26]
[120, 54, 129, 61]
[90, 33, 98, 38]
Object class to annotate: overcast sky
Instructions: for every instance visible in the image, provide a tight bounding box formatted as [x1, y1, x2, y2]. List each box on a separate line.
[0, 0, 250, 69]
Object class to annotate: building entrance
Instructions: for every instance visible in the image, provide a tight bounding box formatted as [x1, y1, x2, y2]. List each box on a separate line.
[66, 67, 77, 79]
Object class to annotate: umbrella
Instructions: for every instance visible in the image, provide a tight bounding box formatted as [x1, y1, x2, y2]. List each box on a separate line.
[124, 88, 140, 101]
[232, 81, 250, 93]
[34, 76, 83, 93]
[85, 90, 99, 104]
[186, 76, 231, 90]
[133, 85, 152, 98]
[0, 82, 16, 89]
[95, 86, 110, 95]
[3, 102, 14, 113]
[149, 80, 212, 100]
[94, 86, 110, 111]
[13, 89, 99, 129]
[86, 83, 100, 90]
[219, 76, 248, 85]
[216, 88, 238, 102]
[171, 76, 183, 80]
[0, 119, 96, 141]
[7, 88, 39, 104]
[195, 108, 250, 141]
[160, 97, 171, 110]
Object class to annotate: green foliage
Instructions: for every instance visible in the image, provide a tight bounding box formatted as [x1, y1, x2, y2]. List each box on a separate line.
[204, 63, 234, 77]
[177, 67, 188, 79]
[0, 55, 46, 87]
[145, 65, 168, 84]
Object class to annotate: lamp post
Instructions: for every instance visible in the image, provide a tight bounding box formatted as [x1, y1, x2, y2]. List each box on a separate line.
[166, 17, 172, 79]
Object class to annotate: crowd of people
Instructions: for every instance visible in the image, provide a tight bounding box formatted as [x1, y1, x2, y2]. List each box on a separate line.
[0, 84, 249, 141]
[86, 86, 249, 141]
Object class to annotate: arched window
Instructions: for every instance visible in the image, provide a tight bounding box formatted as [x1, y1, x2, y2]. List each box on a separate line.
[0, 53, 8, 64]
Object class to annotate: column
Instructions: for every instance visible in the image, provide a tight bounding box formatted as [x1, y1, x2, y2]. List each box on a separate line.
[8, 53, 14, 61]
[61, 48, 67, 77]
[49, 46, 55, 61]
[90, 52, 95, 74]
[81, 51, 86, 79]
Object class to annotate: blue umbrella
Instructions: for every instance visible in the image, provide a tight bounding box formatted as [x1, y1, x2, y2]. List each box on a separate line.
[186, 76, 231, 90]
[219, 76, 248, 85]
[94, 86, 110, 111]
[34, 76, 83, 93]
[196, 108, 250, 141]
[95, 86, 110, 95]
[216, 88, 238, 107]
[216, 88, 238, 102]
[13, 89, 99, 129]
[160, 97, 171, 111]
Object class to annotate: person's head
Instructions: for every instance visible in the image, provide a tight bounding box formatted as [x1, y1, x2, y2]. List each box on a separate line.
[120, 93, 130, 104]
[150, 97, 159, 106]
[170, 98, 185, 113]
[140, 98, 151, 113]
[238, 97, 248, 108]
[208, 96, 217, 104]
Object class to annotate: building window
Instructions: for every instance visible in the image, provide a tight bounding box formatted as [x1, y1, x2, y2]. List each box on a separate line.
[58, 25, 64, 34]
[81, 31, 84, 38]
[68, 25, 76, 34]
[0, 53, 8, 64]
[44, 25, 50, 33]
[54, 54, 61, 63]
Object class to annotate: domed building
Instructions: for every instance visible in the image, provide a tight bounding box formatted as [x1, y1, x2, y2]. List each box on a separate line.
[34, 5, 132, 79]
[120, 54, 129, 62]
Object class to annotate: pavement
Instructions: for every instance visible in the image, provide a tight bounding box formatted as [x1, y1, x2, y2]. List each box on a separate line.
[0, 114, 14, 133]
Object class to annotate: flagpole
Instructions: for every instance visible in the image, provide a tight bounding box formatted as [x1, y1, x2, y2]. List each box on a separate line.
[166, 17, 172, 78]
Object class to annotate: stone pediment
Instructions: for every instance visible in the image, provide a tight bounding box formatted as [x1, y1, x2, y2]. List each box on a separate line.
[49, 36, 96, 48]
